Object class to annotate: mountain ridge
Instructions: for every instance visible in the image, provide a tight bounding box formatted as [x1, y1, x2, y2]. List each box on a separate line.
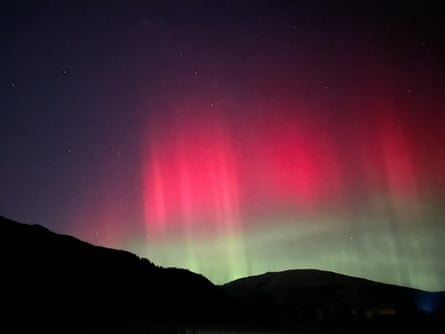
[222, 266, 445, 326]
[224, 267, 428, 292]
[0, 215, 243, 326]
[1, 215, 444, 332]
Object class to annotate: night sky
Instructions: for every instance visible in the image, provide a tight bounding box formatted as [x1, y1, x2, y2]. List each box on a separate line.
[1, 1, 445, 291]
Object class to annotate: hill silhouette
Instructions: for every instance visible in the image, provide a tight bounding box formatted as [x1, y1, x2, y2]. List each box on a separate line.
[0, 216, 251, 331]
[223, 269, 445, 330]
[1, 215, 444, 333]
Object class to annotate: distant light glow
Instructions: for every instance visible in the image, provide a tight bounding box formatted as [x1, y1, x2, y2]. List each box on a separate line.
[417, 292, 444, 314]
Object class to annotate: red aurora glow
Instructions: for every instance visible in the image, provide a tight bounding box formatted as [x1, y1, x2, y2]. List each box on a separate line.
[142, 93, 441, 239]
[144, 111, 242, 236]
[143, 104, 346, 237]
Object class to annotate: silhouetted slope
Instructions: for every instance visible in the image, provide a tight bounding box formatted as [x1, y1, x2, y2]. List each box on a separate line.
[2, 215, 444, 332]
[0, 216, 240, 325]
[223, 269, 445, 325]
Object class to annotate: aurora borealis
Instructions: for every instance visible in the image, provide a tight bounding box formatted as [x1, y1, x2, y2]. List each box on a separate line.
[139, 83, 445, 289]
[1, 1, 444, 291]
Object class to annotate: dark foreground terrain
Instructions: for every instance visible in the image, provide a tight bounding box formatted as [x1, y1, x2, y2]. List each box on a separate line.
[1, 215, 443, 333]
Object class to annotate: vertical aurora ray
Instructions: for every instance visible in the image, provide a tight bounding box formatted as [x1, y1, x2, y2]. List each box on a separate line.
[143, 107, 248, 280]
[136, 90, 445, 290]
